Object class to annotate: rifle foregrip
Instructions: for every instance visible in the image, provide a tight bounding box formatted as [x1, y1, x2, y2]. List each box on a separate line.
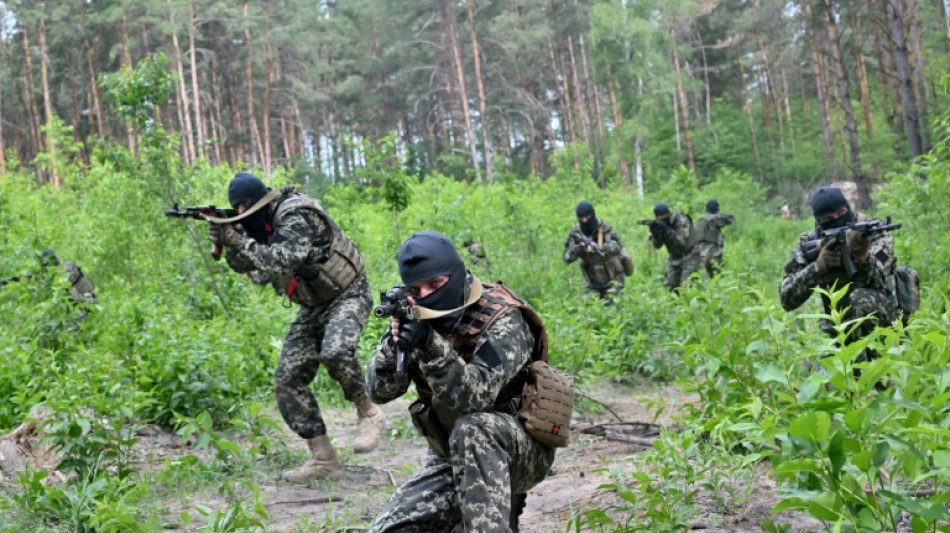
[395, 347, 406, 374]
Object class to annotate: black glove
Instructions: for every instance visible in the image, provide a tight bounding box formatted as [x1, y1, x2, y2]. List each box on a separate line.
[815, 239, 841, 274]
[396, 320, 432, 354]
[649, 222, 665, 240]
[209, 223, 244, 248]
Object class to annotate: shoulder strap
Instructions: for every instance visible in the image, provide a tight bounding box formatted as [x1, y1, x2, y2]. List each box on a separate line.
[597, 225, 604, 247]
[449, 279, 548, 363]
[204, 188, 282, 224]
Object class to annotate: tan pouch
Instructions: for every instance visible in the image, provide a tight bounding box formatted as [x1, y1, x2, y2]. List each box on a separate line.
[620, 249, 635, 276]
[518, 360, 574, 448]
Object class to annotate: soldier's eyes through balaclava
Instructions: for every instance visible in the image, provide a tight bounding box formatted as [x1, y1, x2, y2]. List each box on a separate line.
[397, 231, 467, 332]
[810, 187, 854, 230]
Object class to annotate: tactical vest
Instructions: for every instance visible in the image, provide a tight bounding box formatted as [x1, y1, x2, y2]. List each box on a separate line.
[408, 281, 550, 456]
[63, 262, 97, 305]
[580, 225, 625, 285]
[692, 215, 721, 246]
[270, 190, 364, 306]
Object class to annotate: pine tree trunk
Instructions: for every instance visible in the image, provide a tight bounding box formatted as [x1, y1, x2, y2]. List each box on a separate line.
[872, 11, 895, 134]
[889, 0, 923, 158]
[812, 37, 838, 180]
[169, 5, 194, 166]
[671, 28, 694, 172]
[821, 0, 865, 204]
[737, 49, 763, 180]
[698, 28, 712, 125]
[443, 0, 482, 182]
[37, 15, 59, 187]
[466, 0, 493, 180]
[882, 0, 905, 136]
[579, 33, 604, 186]
[635, 76, 645, 196]
[85, 42, 104, 139]
[208, 55, 225, 166]
[188, 3, 205, 160]
[21, 28, 42, 165]
[605, 64, 631, 190]
[567, 35, 590, 150]
[936, 0, 950, 51]
[758, 40, 785, 154]
[907, 0, 931, 151]
[244, 2, 261, 168]
[781, 65, 797, 156]
[121, 11, 136, 155]
[856, 52, 873, 138]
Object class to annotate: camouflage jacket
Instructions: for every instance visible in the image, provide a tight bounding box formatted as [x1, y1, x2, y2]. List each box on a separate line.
[366, 286, 535, 453]
[649, 210, 693, 258]
[563, 221, 625, 286]
[224, 191, 353, 305]
[780, 214, 896, 313]
[693, 213, 734, 247]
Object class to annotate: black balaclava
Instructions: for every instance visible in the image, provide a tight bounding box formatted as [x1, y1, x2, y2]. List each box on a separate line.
[653, 203, 670, 218]
[810, 186, 854, 230]
[228, 172, 271, 242]
[575, 201, 598, 236]
[39, 248, 60, 267]
[397, 231, 468, 332]
[705, 199, 719, 214]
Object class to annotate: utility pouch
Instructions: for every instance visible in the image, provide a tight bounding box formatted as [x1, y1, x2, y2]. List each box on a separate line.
[409, 399, 450, 458]
[619, 249, 635, 277]
[517, 360, 574, 448]
[895, 265, 920, 317]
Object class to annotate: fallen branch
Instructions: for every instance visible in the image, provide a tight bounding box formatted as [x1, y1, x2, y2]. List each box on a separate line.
[268, 496, 336, 506]
[574, 390, 625, 422]
[603, 430, 657, 447]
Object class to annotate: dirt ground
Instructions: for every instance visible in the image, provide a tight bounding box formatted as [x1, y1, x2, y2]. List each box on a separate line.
[1, 379, 823, 532]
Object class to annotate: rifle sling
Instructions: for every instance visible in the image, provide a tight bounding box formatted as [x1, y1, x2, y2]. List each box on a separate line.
[204, 188, 282, 224]
[410, 277, 484, 320]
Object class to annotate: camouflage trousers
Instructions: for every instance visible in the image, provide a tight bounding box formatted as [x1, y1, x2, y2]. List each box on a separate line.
[274, 272, 372, 439]
[368, 412, 555, 533]
[664, 253, 699, 291]
[586, 275, 625, 302]
[692, 242, 724, 278]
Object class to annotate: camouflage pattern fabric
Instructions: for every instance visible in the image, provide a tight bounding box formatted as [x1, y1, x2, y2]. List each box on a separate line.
[692, 212, 734, 277]
[648, 211, 696, 290]
[780, 216, 898, 349]
[563, 221, 625, 298]
[275, 272, 372, 438]
[222, 199, 373, 439]
[366, 305, 556, 532]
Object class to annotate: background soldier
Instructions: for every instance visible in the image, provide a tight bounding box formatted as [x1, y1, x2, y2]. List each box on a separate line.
[644, 203, 696, 291]
[462, 237, 492, 278]
[208, 172, 384, 482]
[780, 186, 898, 363]
[3, 249, 98, 320]
[691, 199, 735, 277]
[563, 201, 626, 302]
[366, 231, 555, 532]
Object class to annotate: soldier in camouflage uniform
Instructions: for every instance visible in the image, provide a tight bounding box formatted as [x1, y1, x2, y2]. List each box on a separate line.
[691, 199, 734, 278]
[563, 201, 626, 301]
[2, 249, 99, 320]
[780, 187, 898, 360]
[366, 231, 555, 533]
[209, 172, 384, 482]
[645, 203, 697, 291]
[462, 238, 492, 278]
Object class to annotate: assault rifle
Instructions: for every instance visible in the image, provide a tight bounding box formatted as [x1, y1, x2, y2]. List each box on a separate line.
[636, 219, 656, 226]
[1, 274, 31, 286]
[165, 203, 239, 260]
[571, 230, 605, 257]
[374, 285, 413, 374]
[802, 218, 902, 279]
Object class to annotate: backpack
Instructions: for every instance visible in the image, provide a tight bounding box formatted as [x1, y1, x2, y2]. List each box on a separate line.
[619, 249, 635, 277]
[895, 265, 920, 322]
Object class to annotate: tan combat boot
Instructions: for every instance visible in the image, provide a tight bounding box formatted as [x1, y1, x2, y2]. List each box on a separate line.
[281, 435, 342, 483]
[353, 397, 385, 453]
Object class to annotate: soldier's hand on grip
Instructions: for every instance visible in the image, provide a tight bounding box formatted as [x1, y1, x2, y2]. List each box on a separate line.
[395, 320, 431, 354]
[209, 223, 244, 248]
[846, 229, 870, 260]
[815, 239, 841, 274]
